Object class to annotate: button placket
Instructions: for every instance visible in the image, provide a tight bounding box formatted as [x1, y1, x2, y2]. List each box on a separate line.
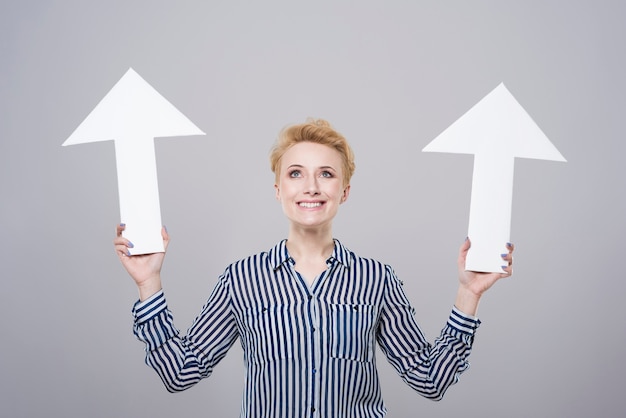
[308, 290, 321, 417]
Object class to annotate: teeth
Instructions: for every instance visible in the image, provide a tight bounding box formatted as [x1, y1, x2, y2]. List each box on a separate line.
[299, 202, 322, 208]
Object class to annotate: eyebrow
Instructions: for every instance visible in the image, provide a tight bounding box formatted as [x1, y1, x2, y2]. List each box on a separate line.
[286, 164, 337, 171]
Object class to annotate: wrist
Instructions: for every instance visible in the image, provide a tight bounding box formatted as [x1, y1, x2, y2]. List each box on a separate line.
[137, 277, 162, 302]
[454, 285, 482, 317]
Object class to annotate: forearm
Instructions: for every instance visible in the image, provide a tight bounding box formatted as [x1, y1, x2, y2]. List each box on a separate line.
[134, 294, 205, 392]
[454, 285, 482, 317]
[137, 275, 163, 302]
[380, 267, 481, 400]
[133, 274, 238, 392]
[381, 307, 480, 401]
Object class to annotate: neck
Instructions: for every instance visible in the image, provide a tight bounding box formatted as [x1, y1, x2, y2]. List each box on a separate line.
[286, 225, 334, 261]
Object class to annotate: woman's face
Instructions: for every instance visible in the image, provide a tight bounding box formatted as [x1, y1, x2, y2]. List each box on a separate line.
[275, 142, 350, 231]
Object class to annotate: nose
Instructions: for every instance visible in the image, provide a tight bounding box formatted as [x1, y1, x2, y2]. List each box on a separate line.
[305, 176, 320, 195]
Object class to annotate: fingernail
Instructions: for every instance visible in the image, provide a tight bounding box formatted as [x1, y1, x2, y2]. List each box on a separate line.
[506, 242, 512, 247]
[501, 266, 508, 270]
[128, 241, 134, 248]
[120, 223, 126, 227]
[163, 225, 168, 233]
[501, 253, 507, 258]
[127, 250, 132, 256]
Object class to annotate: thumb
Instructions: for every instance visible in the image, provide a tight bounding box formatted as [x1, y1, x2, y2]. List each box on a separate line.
[458, 237, 471, 269]
[162, 226, 170, 251]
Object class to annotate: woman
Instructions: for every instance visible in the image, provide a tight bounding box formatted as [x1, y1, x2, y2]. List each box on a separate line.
[114, 119, 514, 417]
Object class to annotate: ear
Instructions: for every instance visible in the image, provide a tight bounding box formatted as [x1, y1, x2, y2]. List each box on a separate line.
[340, 184, 351, 204]
[274, 183, 280, 201]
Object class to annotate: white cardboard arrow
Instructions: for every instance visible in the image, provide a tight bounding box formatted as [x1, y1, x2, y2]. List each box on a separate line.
[423, 83, 566, 273]
[63, 68, 205, 255]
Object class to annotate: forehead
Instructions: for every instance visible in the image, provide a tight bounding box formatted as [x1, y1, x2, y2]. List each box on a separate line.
[280, 142, 343, 169]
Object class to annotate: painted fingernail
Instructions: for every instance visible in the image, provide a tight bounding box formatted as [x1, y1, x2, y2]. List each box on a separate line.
[120, 223, 126, 227]
[506, 242, 512, 247]
[501, 253, 508, 258]
[127, 250, 132, 256]
[501, 266, 508, 270]
[128, 241, 134, 248]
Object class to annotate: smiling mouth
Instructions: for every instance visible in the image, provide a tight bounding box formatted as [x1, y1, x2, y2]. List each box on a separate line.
[298, 202, 323, 208]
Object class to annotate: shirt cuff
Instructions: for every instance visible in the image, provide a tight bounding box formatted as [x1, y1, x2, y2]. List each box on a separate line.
[448, 305, 481, 335]
[132, 290, 167, 324]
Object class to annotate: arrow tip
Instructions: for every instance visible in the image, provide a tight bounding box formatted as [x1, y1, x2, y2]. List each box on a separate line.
[422, 82, 567, 162]
[63, 68, 205, 146]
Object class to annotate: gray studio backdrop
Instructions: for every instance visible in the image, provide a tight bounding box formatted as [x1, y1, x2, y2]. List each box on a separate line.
[1, 1, 624, 417]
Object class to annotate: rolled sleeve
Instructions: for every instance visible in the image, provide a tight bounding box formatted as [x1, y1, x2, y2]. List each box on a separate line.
[132, 290, 180, 352]
[448, 306, 481, 335]
[132, 290, 166, 323]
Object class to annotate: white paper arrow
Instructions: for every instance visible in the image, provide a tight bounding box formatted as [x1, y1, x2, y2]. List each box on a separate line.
[63, 68, 205, 255]
[423, 83, 566, 273]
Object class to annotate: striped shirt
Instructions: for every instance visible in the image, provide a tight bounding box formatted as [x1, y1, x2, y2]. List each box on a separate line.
[133, 239, 481, 417]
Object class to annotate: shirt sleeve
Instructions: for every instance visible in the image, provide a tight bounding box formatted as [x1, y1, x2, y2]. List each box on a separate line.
[132, 273, 239, 393]
[376, 266, 481, 401]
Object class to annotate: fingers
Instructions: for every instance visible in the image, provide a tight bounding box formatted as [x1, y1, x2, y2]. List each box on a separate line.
[459, 238, 515, 277]
[113, 223, 133, 257]
[500, 242, 514, 277]
[114, 224, 170, 256]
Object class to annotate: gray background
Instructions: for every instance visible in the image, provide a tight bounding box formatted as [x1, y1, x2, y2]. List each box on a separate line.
[1, 1, 624, 417]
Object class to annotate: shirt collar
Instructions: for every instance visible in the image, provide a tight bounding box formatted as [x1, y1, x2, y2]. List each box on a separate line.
[269, 239, 352, 271]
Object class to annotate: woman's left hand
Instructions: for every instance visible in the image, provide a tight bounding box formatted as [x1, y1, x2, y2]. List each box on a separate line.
[457, 238, 514, 297]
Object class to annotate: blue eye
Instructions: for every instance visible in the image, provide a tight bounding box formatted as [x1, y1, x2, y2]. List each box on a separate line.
[289, 170, 301, 178]
[320, 171, 333, 178]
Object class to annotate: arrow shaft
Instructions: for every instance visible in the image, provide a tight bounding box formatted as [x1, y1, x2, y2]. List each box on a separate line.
[114, 137, 164, 254]
[466, 154, 514, 272]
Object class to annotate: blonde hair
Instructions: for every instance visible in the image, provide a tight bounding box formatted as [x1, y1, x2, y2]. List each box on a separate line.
[270, 118, 355, 186]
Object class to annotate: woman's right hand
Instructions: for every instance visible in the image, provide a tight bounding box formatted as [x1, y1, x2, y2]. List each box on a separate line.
[113, 224, 169, 300]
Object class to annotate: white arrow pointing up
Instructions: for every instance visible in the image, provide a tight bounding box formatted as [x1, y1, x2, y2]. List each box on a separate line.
[423, 83, 566, 273]
[63, 68, 205, 255]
